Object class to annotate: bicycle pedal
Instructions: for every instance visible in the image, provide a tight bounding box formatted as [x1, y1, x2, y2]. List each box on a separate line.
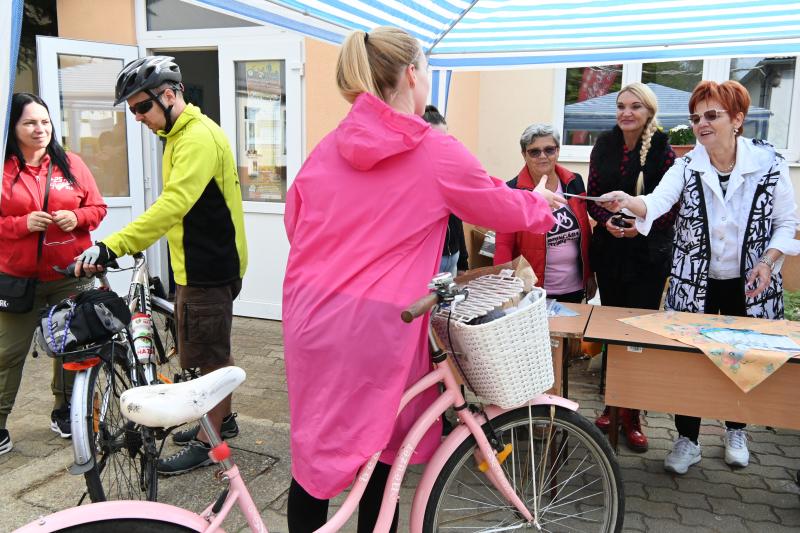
[478, 443, 513, 472]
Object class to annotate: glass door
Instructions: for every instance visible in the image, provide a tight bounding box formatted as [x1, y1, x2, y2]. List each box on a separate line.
[37, 37, 145, 292]
[219, 38, 303, 319]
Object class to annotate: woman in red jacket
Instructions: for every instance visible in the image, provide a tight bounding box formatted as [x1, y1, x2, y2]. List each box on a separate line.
[494, 123, 596, 303]
[0, 93, 107, 455]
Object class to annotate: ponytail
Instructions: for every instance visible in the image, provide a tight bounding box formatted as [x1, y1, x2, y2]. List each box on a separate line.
[336, 27, 421, 104]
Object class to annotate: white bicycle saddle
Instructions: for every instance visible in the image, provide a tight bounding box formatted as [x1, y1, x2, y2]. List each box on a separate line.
[120, 366, 246, 428]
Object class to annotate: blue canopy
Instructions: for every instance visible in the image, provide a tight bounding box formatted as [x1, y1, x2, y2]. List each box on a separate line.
[564, 82, 772, 132]
[190, 0, 800, 69]
[1, 0, 24, 160]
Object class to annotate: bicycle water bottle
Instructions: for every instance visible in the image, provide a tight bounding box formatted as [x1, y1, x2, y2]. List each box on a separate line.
[130, 313, 156, 364]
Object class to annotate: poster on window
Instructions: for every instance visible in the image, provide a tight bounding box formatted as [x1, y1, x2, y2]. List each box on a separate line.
[236, 60, 287, 202]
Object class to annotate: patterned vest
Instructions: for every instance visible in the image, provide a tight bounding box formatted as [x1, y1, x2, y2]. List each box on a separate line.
[665, 154, 784, 319]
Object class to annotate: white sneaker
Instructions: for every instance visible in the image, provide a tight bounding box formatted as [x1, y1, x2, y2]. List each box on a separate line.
[724, 428, 749, 468]
[664, 436, 701, 474]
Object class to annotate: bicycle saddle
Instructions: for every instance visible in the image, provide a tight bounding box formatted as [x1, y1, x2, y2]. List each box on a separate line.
[120, 366, 246, 427]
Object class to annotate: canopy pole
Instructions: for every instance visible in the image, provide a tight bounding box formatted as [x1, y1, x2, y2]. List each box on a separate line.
[426, 0, 479, 56]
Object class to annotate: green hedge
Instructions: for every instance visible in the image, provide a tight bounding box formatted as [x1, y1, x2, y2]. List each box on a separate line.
[785, 291, 800, 321]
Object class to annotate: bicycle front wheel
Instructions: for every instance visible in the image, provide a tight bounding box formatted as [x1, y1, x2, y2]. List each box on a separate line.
[82, 353, 158, 502]
[423, 405, 624, 532]
[151, 303, 197, 384]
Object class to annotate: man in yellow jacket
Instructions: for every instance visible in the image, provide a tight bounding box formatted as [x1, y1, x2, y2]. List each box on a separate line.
[77, 56, 248, 475]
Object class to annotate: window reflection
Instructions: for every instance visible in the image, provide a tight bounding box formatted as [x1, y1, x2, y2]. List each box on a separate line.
[563, 65, 622, 146]
[235, 60, 287, 203]
[56, 54, 129, 197]
[642, 60, 703, 130]
[731, 57, 795, 149]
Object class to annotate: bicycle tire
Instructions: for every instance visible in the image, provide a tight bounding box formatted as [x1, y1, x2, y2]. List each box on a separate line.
[82, 356, 158, 503]
[423, 405, 624, 532]
[58, 518, 197, 532]
[151, 302, 197, 384]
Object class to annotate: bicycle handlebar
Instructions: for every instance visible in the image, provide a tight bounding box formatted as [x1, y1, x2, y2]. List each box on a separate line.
[401, 292, 440, 323]
[54, 259, 120, 278]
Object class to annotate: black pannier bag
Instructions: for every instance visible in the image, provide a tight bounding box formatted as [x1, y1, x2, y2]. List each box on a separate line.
[39, 289, 132, 356]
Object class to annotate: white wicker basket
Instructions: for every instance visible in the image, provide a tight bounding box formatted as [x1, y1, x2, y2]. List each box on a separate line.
[432, 286, 553, 408]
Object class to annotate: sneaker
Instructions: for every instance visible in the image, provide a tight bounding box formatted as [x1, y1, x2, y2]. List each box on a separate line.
[724, 429, 749, 468]
[664, 436, 701, 474]
[50, 408, 71, 438]
[0, 429, 12, 456]
[157, 441, 213, 475]
[172, 413, 239, 445]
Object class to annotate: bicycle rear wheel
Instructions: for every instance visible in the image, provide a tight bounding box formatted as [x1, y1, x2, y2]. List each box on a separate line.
[82, 351, 158, 502]
[423, 405, 624, 532]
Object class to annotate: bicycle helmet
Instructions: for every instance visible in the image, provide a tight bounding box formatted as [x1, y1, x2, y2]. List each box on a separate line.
[114, 56, 181, 106]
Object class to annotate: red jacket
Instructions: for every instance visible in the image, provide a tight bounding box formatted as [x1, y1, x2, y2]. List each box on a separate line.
[1, 154, 107, 281]
[494, 164, 592, 289]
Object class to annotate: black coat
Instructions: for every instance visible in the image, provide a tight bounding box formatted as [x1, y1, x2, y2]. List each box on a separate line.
[588, 127, 675, 280]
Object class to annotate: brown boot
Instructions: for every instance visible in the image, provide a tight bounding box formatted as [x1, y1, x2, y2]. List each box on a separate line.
[622, 409, 648, 452]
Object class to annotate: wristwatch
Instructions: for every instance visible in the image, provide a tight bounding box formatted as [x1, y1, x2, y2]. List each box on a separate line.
[759, 255, 776, 271]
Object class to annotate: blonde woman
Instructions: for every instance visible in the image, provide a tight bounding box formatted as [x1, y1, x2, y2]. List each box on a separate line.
[282, 27, 561, 532]
[587, 82, 678, 453]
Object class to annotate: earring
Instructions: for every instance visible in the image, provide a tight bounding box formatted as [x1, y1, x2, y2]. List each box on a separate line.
[733, 126, 739, 135]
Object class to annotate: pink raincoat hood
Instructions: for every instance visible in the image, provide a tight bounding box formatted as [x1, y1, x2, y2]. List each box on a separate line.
[336, 93, 430, 171]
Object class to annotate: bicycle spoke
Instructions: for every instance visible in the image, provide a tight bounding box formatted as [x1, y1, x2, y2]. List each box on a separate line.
[426, 407, 622, 532]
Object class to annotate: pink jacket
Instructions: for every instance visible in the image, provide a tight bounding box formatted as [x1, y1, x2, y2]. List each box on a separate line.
[282, 93, 556, 499]
[1, 153, 107, 281]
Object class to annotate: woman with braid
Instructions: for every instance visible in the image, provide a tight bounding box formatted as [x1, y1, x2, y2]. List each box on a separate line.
[587, 82, 678, 453]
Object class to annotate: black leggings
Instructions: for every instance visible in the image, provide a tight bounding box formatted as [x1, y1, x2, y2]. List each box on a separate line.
[675, 278, 747, 443]
[287, 461, 399, 533]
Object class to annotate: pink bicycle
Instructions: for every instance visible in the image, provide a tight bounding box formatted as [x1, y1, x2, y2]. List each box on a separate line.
[15, 274, 623, 532]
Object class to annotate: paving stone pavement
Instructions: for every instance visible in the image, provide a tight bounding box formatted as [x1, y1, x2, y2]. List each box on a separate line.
[2, 316, 800, 532]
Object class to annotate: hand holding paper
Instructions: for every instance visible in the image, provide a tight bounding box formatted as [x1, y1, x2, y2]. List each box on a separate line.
[595, 191, 630, 213]
[534, 175, 568, 209]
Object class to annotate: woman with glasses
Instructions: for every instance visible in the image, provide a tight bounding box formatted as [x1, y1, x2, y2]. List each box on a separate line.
[598, 80, 797, 475]
[0, 93, 106, 455]
[494, 123, 595, 304]
[588, 82, 678, 454]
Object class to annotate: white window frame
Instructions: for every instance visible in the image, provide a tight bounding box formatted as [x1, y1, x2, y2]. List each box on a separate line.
[554, 57, 800, 164]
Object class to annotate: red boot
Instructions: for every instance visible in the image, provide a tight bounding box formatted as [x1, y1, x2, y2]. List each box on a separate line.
[622, 409, 648, 452]
[595, 406, 612, 433]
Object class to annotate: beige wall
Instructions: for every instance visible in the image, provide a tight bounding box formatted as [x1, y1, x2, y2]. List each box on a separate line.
[57, 0, 136, 45]
[476, 69, 555, 180]
[304, 38, 350, 154]
[444, 72, 480, 154]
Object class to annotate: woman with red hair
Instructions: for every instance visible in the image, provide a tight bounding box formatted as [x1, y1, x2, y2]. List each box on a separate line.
[599, 80, 797, 475]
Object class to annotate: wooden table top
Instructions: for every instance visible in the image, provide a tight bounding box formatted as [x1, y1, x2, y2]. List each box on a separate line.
[584, 305, 700, 352]
[548, 302, 593, 338]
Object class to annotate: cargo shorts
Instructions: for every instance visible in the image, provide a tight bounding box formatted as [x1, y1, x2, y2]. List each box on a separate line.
[175, 279, 242, 370]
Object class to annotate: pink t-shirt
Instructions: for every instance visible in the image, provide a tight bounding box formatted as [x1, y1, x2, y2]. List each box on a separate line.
[544, 182, 584, 295]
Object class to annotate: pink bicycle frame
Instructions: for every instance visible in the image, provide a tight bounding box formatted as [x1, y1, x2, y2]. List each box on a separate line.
[14, 433, 268, 533]
[317, 355, 579, 533]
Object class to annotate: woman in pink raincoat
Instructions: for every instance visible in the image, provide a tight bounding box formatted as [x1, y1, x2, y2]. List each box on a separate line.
[282, 26, 563, 532]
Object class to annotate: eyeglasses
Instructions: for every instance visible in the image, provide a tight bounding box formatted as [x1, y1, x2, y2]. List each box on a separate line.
[688, 109, 727, 125]
[526, 146, 558, 158]
[128, 90, 166, 115]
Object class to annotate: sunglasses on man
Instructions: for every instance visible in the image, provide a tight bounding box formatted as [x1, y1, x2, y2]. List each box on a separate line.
[128, 90, 167, 115]
[688, 109, 727, 125]
[526, 146, 558, 158]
